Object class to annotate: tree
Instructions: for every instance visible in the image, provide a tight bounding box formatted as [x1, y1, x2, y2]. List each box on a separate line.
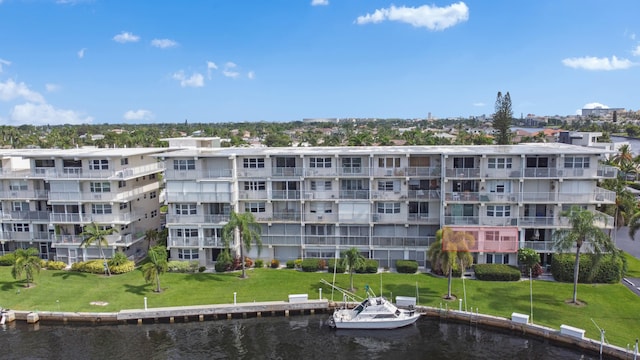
[222, 210, 262, 278]
[80, 222, 118, 276]
[141, 245, 168, 292]
[553, 206, 617, 304]
[428, 228, 475, 299]
[493, 91, 513, 145]
[341, 247, 366, 291]
[145, 228, 159, 251]
[11, 248, 41, 288]
[517, 248, 540, 273]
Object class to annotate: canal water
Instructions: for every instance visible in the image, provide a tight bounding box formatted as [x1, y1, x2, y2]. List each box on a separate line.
[1, 315, 601, 359]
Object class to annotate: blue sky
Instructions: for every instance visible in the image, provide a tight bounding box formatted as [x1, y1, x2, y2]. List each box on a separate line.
[1, 0, 639, 125]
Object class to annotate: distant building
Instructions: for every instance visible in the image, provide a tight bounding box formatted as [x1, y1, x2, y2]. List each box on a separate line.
[581, 107, 624, 117]
[302, 118, 339, 124]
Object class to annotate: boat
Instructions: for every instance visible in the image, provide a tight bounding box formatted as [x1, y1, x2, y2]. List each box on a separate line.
[321, 280, 420, 330]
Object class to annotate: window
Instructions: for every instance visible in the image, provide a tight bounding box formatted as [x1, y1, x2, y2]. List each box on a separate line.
[377, 202, 401, 214]
[150, 191, 157, 199]
[13, 223, 29, 232]
[149, 173, 157, 179]
[245, 202, 266, 213]
[121, 158, 129, 166]
[378, 157, 400, 168]
[310, 157, 332, 168]
[453, 157, 474, 168]
[564, 156, 590, 169]
[408, 202, 429, 215]
[310, 181, 332, 191]
[119, 202, 128, 210]
[244, 181, 266, 191]
[35, 159, 55, 167]
[118, 180, 126, 188]
[487, 205, 511, 217]
[486, 253, 509, 264]
[243, 158, 265, 168]
[89, 159, 109, 170]
[488, 158, 513, 169]
[178, 248, 199, 260]
[526, 157, 548, 168]
[90, 182, 111, 193]
[12, 202, 29, 211]
[176, 228, 199, 237]
[378, 180, 399, 191]
[173, 159, 196, 170]
[310, 202, 333, 213]
[176, 204, 197, 215]
[92, 204, 112, 214]
[342, 158, 362, 173]
[309, 225, 332, 235]
[9, 182, 28, 191]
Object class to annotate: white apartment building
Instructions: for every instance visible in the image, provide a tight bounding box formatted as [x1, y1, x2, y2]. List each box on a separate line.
[159, 143, 618, 268]
[0, 148, 165, 264]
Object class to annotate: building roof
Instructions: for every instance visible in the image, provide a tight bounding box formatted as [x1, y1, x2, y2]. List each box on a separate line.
[156, 143, 612, 158]
[0, 147, 167, 159]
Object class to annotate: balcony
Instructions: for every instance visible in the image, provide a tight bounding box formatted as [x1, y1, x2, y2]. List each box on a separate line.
[478, 192, 519, 203]
[337, 167, 371, 177]
[445, 192, 479, 202]
[444, 216, 479, 225]
[371, 213, 405, 223]
[165, 214, 229, 224]
[407, 190, 441, 200]
[238, 191, 268, 201]
[372, 168, 407, 177]
[51, 234, 84, 245]
[34, 163, 164, 180]
[1, 211, 50, 222]
[304, 213, 338, 223]
[371, 191, 405, 201]
[49, 212, 140, 224]
[169, 237, 200, 248]
[523, 168, 560, 178]
[407, 213, 439, 224]
[165, 191, 232, 203]
[237, 168, 270, 178]
[302, 191, 338, 200]
[260, 235, 302, 246]
[304, 168, 338, 177]
[405, 166, 441, 177]
[445, 168, 481, 178]
[272, 167, 304, 177]
[0, 169, 32, 178]
[339, 190, 370, 200]
[272, 212, 302, 222]
[371, 236, 433, 247]
[0, 190, 48, 200]
[271, 190, 301, 200]
[0, 231, 50, 242]
[483, 168, 523, 179]
[597, 165, 617, 178]
[163, 168, 233, 180]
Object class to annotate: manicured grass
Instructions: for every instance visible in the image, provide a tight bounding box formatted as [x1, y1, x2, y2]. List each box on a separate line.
[2, 266, 640, 348]
[624, 251, 640, 277]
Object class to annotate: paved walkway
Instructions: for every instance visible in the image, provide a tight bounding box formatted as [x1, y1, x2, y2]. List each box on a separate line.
[614, 226, 640, 259]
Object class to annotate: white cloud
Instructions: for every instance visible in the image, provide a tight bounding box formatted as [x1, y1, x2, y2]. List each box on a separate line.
[45, 83, 61, 93]
[311, 0, 329, 6]
[206, 61, 218, 79]
[0, 58, 11, 73]
[0, 79, 45, 103]
[77, 48, 86, 59]
[113, 31, 140, 43]
[633, 45, 640, 57]
[151, 38, 178, 49]
[473, 102, 485, 107]
[172, 70, 204, 87]
[561, 55, 636, 71]
[247, 71, 255, 80]
[123, 109, 154, 121]
[583, 102, 609, 109]
[222, 62, 239, 78]
[356, 2, 469, 31]
[10, 102, 92, 125]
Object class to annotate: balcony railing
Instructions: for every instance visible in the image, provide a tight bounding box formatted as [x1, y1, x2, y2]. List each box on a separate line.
[445, 168, 481, 178]
[272, 167, 304, 177]
[238, 191, 268, 200]
[337, 167, 371, 177]
[33, 163, 164, 180]
[407, 213, 440, 224]
[0, 231, 50, 241]
[407, 190, 441, 200]
[597, 165, 617, 178]
[446, 192, 479, 202]
[165, 214, 230, 224]
[0, 190, 48, 200]
[272, 212, 302, 221]
[1, 211, 50, 221]
[405, 166, 441, 177]
[304, 213, 338, 223]
[444, 216, 479, 225]
[339, 190, 370, 199]
[271, 190, 301, 200]
[483, 168, 523, 179]
[523, 168, 560, 178]
[49, 212, 140, 224]
[163, 168, 233, 180]
[165, 192, 231, 203]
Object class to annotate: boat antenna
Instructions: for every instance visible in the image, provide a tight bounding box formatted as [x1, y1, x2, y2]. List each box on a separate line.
[331, 250, 339, 301]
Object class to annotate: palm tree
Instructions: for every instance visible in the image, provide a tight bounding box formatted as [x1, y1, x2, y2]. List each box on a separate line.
[12, 248, 42, 288]
[80, 222, 118, 276]
[222, 210, 262, 278]
[600, 177, 637, 237]
[428, 228, 475, 299]
[145, 228, 159, 250]
[341, 247, 366, 291]
[141, 245, 168, 292]
[553, 206, 617, 304]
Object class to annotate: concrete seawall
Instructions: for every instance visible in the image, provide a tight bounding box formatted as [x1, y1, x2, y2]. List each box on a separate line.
[4, 302, 638, 359]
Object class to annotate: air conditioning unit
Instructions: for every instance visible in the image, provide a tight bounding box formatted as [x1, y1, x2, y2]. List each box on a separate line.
[372, 214, 379, 222]
[94, 194, 102, 200]
[386, 169, 393, 176]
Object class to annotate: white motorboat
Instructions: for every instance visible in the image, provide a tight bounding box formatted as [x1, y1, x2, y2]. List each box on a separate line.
[322, 280, 420, 330]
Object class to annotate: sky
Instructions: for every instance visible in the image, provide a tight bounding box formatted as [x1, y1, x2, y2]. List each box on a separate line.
[1, 0, 640, 125]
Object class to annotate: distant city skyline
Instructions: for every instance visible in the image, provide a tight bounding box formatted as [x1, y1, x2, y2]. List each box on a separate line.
[0, 0, 639, 125]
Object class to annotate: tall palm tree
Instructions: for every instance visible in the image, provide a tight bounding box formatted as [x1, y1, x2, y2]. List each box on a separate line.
[141, 245, 168, 292]
[341, 247, 366, 291]
[600, 177, 638, 237]
[145, 228, 159, 250]
[80, 222, 118, 276]
[428, 228, 475, 299]
[553, 206, 617, 304]
[12, 248, 42, 287]
[222, 210, 262, 278]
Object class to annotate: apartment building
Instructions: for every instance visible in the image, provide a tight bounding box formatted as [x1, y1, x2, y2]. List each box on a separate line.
[159, 142, 618, 268]
[0, 148, 165, 264]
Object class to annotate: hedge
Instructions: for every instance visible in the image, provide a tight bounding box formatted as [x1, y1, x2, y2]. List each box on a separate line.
[254, 259, 264, 268]
[474, 264, 521, 281]
[355, 259, 379, 274]
[44, 260, 66, 270]
[286, 260, 296, 269]
[551, 253, 623, 284]
[0, 253, 15, 266]
[167, 260, 200, 273]
[396, 260, 418, 274]
[327, 258, 346, 274]
[71, 259, 135, 274]
[301, 258, 325, 272]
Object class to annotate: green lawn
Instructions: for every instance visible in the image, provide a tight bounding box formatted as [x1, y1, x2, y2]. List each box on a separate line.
[2, 266, 640, 348]
[624, 252, 640, 277]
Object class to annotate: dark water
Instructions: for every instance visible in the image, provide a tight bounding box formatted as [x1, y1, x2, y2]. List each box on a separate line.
[1, 315, 601, 360]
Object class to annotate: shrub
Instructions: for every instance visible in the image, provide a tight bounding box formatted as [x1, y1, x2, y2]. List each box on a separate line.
[110, 261, 135, 274]
[286, 260, 295, 269]
[45, 260, 67, 270]
[215, 251, 233, 273]
[318, 259, 326, 271]
[551, 253, 623, 284]
[356, 259, 379, 274]
[70, 259, 134, 274]
[254, 259, 264, 268]
[198, 266, 206, 273]
[396, 260, 418, 274]
[167, 260, 200, 273]
[474, 264, 521, 281]
[244, 257, 254, 268]
[301, 258, 321, 272]
[294, 259, 302, 269]
[109, 251, 129, 267]
[0, 253, 15, 266]
[327, 258, 346, 273]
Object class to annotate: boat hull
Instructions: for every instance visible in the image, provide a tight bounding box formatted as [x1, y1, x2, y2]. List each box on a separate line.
[331, 313, 420, 330]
